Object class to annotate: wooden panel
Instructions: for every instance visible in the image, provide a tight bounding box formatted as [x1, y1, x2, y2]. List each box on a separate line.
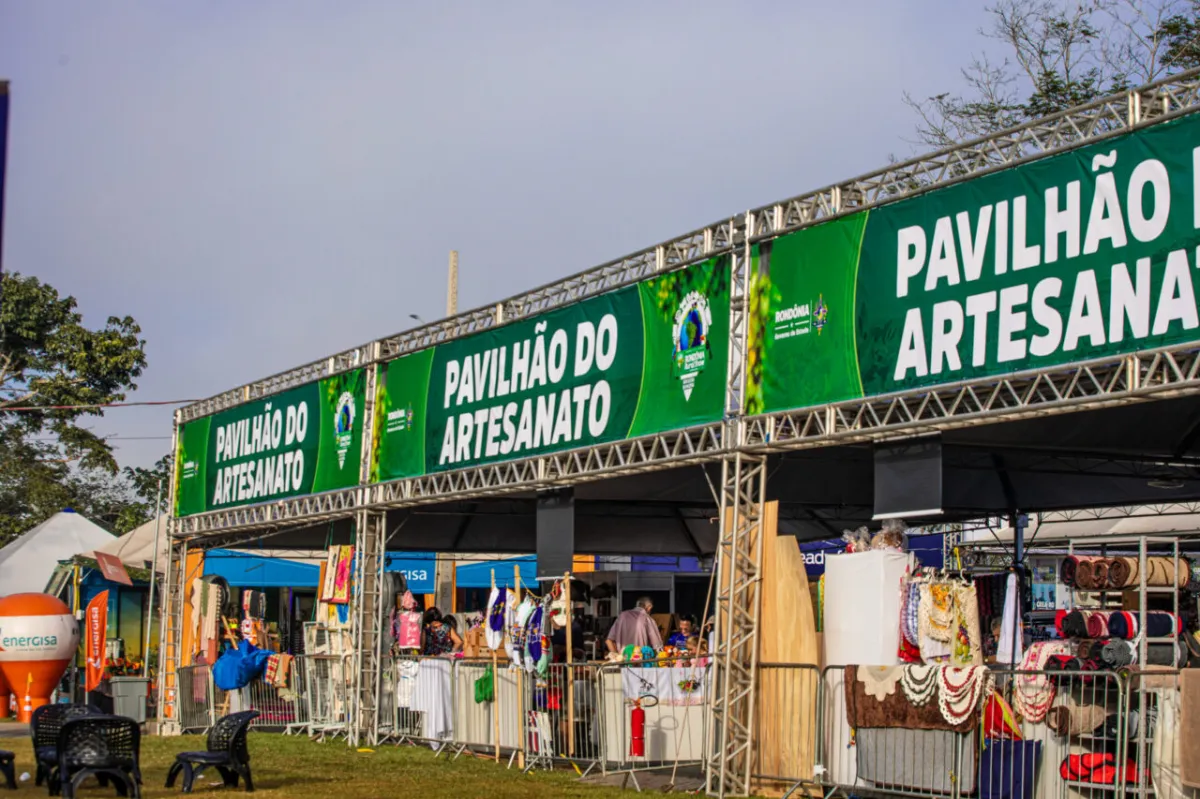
[754, 501, 819, 796]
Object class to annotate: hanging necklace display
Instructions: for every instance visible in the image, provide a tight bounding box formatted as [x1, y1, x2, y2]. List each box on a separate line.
[937, 666, 988, 727]
[900, 664, 938, 706]
[1012, 641, 1069, 724]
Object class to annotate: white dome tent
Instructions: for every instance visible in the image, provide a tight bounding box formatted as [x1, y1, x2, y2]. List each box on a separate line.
[0, 510, 115, 595]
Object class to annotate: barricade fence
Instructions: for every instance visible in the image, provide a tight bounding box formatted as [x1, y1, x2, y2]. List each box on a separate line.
[169, 656, 1175, 799]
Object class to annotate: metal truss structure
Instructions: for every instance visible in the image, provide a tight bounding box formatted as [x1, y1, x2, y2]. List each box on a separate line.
[350, 510, 386, 746]
[708, 453, 767, 797]
[745, 342, 1200, 454]
[1039, 502, 1200, 522]
[161, 70, 1200, 794]
[158, 537, 187, 734]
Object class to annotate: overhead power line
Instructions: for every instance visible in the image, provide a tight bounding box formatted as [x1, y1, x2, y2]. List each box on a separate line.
[0, 399, 199, 412]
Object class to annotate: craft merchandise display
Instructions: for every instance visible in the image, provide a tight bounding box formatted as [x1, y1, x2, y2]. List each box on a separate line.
[1048, 543, 1196, 794]
[1061, 555, 1193, 591]
[897, 569, 984, 667]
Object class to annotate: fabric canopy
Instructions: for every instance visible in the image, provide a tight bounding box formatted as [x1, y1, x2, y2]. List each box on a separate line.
[204, 550, 320, 588]
[95, 516, 169, 573]
[456, 556, 536, 589]
[0, 510, 116, 595]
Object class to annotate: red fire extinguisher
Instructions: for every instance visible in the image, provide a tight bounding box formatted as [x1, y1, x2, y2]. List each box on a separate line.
[630, 702, 646, 757]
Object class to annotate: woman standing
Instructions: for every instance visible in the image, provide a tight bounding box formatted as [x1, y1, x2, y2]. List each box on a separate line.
[422, 607, 463, 656]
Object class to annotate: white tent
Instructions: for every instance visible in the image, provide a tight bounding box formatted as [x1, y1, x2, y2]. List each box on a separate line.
[0, 510, 116, 595]
[95, 516, 169, 573]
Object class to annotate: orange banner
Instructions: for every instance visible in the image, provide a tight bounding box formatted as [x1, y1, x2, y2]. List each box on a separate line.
[84, 591, 108, 693]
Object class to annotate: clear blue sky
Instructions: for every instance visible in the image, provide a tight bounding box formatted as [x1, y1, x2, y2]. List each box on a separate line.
[0, 1, 997, 470]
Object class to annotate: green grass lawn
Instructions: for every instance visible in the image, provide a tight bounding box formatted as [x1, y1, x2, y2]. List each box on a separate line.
[1, 732, 660, 798]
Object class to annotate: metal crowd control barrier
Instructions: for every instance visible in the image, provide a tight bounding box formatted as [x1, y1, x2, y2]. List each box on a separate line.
[594, 659, 712, 789]
[384, 655, 457, 750]
[176, 665, 215, 733]
[448, 658, 524, 761]
[299, 653, 354, 741]
[516, 663, 604, 774]
[752, 663, 821, 795]
[811, 665, 1135, 799]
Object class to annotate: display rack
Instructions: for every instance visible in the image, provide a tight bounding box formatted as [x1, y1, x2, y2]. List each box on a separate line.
[1066, 535, 1183, 799]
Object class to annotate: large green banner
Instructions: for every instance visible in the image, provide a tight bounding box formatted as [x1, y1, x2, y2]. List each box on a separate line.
[371, 256, 731, 480]
[175, 369, 367, 516]
[747, 111, 1200, 415]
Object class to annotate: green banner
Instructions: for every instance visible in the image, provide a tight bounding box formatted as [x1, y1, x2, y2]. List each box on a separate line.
[175, 369, 367, 516]
[748, 111, 1200, 415]
[371, 256, 731, 480]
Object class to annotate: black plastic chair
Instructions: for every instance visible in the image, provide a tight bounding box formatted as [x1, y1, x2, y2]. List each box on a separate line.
[166, 710, 260, 793]
[54, 715, 141, 799]
[0, 750, 15, 790]
[30, 704, 102, 789]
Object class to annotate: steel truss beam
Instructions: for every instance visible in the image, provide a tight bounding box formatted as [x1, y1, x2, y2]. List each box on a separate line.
[350, 510, 386, 747]
[172, 423, 726, 539]
[179, 217, 740, 425]
[708, 452, 766, 798]
[744, 343, 1200, 454]
[157, 536, 187, 733]
[748, 71, 1200, 242]
[177, 71, 1200, 432]
[1038, 502, 1200, 523]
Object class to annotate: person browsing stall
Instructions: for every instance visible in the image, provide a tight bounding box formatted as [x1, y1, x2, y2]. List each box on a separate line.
[667, 616, 695, 648]
[605, 596, 663, 654]
[422, 607, 463, 656]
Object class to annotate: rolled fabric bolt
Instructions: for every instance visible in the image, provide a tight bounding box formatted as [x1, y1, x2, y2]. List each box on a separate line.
[1107, 557, 1135, 588]
[1085, 612, 1109, 639]
[1092, 561, 1110, 589]
[1101, 640, 1136, 668]
[1061, 557, 1079, 588]
[1076, 559, 1096, 590]
[1063, 611, 1090, 639]
[1144, 642, 1187, 667]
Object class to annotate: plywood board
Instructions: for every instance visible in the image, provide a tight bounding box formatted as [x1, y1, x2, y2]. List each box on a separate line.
[754, 501, 819, 795]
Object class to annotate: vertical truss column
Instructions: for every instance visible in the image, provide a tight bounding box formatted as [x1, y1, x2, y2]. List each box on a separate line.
[724, 212, 751, 421]
[707, 452, 767, 797]
[350, 509, 387, 746]
[157, 535, 187, 734]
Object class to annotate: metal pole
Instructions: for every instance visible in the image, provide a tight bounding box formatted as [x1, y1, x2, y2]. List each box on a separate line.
[70, 562, 81, 703]
[143, 480, 164, 673]
[447, 250, 458, 317]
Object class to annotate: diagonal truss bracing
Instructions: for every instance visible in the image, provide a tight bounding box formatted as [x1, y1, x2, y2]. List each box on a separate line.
[744, 342, 1200, 454]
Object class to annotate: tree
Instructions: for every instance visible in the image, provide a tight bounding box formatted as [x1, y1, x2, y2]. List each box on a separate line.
[0, 271, 148, 545]
[905, 0, 1200, 150]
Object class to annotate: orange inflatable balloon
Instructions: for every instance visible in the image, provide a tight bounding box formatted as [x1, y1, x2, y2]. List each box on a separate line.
[0, 594, 79, 722]
[0, 646, 9, 719]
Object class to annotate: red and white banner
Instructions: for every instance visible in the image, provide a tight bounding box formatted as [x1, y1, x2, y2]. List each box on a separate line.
[84, 592, 108, 693]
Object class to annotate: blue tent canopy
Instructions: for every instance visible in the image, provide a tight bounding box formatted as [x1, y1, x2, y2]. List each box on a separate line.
[456, 556, 536, 589]
[385, 553, 436, 594]
[204, 550, 320, 588]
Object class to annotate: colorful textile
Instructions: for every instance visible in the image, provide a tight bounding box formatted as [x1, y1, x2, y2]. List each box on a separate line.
[485, 588, 505, 651]
[331, 545, 354, 604]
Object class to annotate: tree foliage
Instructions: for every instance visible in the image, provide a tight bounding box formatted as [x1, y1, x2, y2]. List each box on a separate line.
[0, 271, 150, 544]
[906, 0, 1200, 149]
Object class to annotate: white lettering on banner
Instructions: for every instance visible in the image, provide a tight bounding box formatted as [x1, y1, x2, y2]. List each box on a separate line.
[210, 399, 312, 507]
[892, 149, 1199, 383]
[438, 314, 620, 466]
